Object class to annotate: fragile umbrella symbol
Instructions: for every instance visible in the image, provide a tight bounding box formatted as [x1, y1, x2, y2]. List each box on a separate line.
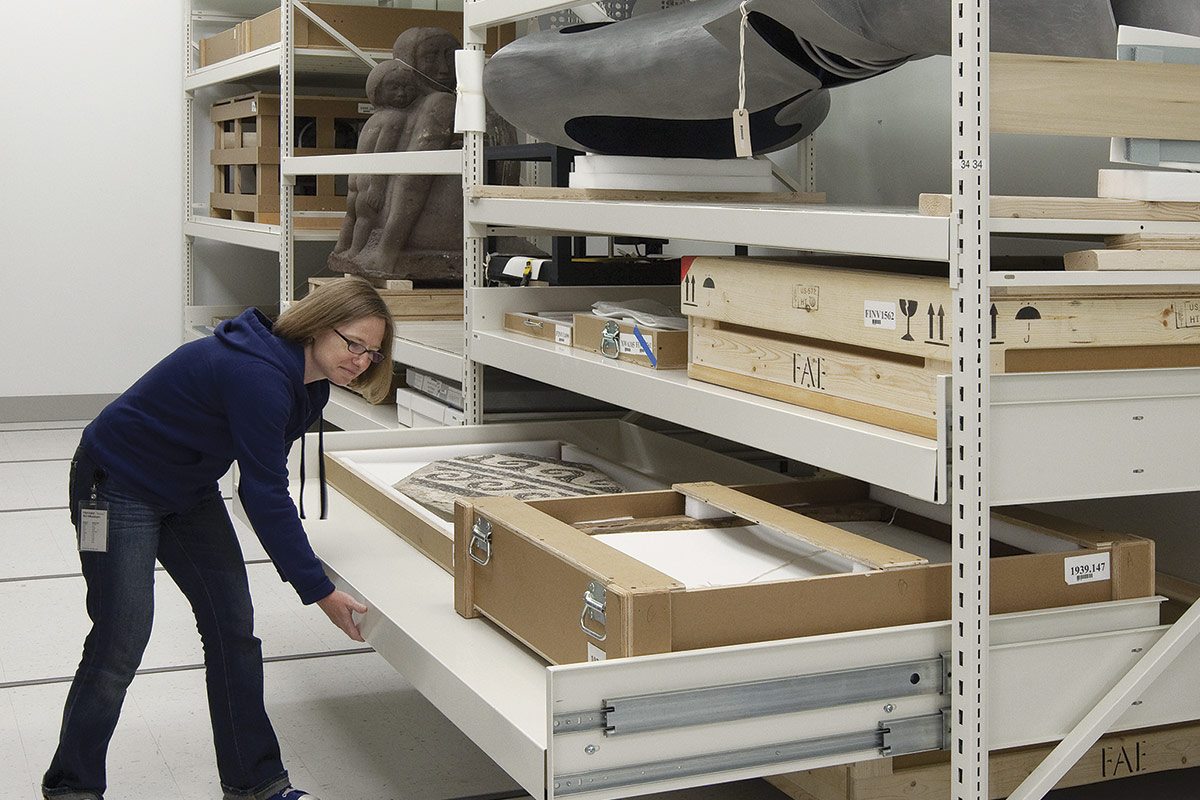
[899, 298, 918, 341]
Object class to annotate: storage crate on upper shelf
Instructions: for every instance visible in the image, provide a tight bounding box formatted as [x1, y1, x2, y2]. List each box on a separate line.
[682, 256, 1200, 438]
[198, 3, 515, 68]
[210, 93, 368, 227]
[454, 478, 1153, 665]
[308, 276, 462, 320]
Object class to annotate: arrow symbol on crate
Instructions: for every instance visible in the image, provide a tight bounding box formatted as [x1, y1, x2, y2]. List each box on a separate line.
[938, 305, 945, 340]
[990, 304, 998, 340]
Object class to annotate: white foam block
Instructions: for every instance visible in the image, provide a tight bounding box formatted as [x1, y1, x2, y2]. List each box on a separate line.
[1098, 169, 1200, 202]
[574, 154, 772, 177]
[569, 171, 774, 192]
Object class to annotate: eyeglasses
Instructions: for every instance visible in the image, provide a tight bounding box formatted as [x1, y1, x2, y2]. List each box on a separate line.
[333, 329, 385, 364]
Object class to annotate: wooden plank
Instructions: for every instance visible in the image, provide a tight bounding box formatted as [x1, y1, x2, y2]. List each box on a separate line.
[772, 721, 1200, 800]
[919, 193, 1200, 222]
[1106, 234, 1200, 251]
[470, 184, 826, 205]
[673, 482, 928, 570]
[1064, 249, 1200, 271]
[991, 53, 1200, 140]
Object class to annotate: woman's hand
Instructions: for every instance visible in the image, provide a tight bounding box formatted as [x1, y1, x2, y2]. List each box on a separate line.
[316, 589, 369, 642]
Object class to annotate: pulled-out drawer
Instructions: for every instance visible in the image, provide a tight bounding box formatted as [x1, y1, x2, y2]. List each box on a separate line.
[322, 419, 786, 573]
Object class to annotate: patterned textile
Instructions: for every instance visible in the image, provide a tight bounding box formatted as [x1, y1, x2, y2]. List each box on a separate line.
[393, 452, 625, 515]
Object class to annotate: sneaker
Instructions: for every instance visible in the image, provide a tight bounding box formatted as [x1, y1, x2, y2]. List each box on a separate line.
[268, 788, 319, 800]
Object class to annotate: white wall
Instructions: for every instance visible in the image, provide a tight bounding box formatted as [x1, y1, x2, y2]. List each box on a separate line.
[0, 1, 183, 399]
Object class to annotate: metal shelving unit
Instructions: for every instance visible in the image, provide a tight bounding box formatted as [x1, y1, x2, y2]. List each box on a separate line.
[452, 4, 1200, 800]
[193, 2, 1200, 800]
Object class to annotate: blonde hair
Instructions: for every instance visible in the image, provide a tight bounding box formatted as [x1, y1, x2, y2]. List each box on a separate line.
[275, 277, 395, 403]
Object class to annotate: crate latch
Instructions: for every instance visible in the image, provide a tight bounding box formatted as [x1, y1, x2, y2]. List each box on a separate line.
[580, 581, 608, 641]
[469, 517, 493, 566]
[600, 321, 621, 359]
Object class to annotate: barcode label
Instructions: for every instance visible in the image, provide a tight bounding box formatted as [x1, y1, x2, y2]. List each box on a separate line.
[1064, 552, 1110, 585]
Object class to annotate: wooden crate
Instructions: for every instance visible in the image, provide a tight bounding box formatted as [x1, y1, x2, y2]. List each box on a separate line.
[455, 478, 1153, 665]
[209, 93, 369, 226]
[198, 3, 515, 68]
[767, 719, 1200, 800]
[682, 256, 1200, 438]
[307, 277, 461, 320]
[504, 311, 576, 347]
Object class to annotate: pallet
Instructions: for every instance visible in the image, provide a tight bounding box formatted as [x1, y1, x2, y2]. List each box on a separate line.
[918, 193, 1200, 222]
[308, 276, 462, 321]
[209, 93, 370, 226]
[767, 720, 1200, 800]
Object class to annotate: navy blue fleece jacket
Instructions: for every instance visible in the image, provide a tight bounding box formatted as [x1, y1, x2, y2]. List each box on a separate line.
[82, 309, 334, 603]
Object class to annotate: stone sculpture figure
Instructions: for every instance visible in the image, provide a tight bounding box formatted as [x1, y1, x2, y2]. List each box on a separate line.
[329, 28, 465, 283]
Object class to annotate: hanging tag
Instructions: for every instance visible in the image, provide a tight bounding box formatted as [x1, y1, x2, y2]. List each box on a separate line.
[732, 109, 753, 158]
[79, 502, 109, 553]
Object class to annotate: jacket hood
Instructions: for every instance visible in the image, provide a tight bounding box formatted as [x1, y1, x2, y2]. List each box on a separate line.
[215, 309, 312, 435]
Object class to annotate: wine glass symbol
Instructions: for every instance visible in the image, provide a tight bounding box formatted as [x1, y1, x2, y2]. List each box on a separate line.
[899, 298, 918, 341]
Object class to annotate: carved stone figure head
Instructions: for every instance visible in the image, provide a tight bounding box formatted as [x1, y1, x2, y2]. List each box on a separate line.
[392, 27, 459, 94]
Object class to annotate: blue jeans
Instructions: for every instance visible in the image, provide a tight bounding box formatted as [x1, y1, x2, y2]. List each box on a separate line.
[43, 448, 291, 800]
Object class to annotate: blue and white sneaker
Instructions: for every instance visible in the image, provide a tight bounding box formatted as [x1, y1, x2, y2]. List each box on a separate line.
[267, 788, 318, 800]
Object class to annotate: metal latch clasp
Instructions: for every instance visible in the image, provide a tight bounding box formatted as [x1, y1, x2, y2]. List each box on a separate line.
[469, 517, 493, 566]
[600, 321, 621, 359]
[580, 581, 608, 641]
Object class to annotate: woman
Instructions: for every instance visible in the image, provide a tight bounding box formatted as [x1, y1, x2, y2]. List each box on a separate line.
[43, 277, 395, 800]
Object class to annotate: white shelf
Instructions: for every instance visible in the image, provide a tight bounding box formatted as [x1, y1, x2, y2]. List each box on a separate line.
[466, 0, 583, 29]
[325, 385, 402, 431]
[467, 197, 950, 259]
[991, 218, 1200, 237]
[992, 270, 1200, 287]
[185, 217, 340, 247]
[393, 320, 464, 380]
[283, 150, 463, 177]
[184, 44, 386, 91]
[468, 329, 944, 501]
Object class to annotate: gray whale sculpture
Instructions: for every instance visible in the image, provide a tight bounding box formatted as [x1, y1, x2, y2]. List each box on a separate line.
[483, 0, 1200, 159]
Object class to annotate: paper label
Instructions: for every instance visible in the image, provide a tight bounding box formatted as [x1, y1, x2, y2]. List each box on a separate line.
[864, 300, 897, 330]
[555, 325, 571, 345]
[793, 284, 819, 311]
[619, 335, 640, 355]
[732, 109, 753, 158]
[358, 102, 375, 114]
[587, 642, 607, 662]
[1175, 299, 1200, 329]
[79, 506, 109, 553]
[1064, 552, 1110, 585]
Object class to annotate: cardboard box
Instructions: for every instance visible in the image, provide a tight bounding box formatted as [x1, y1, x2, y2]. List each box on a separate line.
[572, 313, 687, 370]
[199, 23, 243, 67]
[323, 419, 786, 573]
[682, 256, 1200, 437]
[504, 311, 576, 347]
[455, 478, 1154, 664]
[199, 3, 516, 67]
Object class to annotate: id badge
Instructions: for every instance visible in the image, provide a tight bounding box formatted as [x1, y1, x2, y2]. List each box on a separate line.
[79, 502, 109, 553]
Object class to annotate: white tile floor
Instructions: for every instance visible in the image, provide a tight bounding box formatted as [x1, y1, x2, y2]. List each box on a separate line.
[0, 421, 789, 800]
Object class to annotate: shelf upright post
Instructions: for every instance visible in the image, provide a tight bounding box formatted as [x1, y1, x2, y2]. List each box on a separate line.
[461, 7, 488, 425]
[280, 0, 296, 311]
[949, 1, 992, 800]
[184, 0, 197, 331]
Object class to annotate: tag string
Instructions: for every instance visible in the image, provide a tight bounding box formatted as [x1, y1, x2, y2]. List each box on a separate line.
[737, 0, 749, 111]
